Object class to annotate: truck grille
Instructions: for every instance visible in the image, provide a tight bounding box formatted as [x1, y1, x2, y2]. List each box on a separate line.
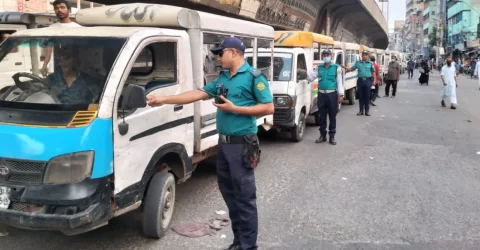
[0, 158, 46, 184]
[273, 108, 293, 122]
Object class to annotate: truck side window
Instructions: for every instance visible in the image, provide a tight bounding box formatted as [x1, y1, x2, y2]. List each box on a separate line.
[336, 53, 343, 65]
[131, 47, 154, 75]
[296, 54, 307, 81]
[203, 33, 229, 85]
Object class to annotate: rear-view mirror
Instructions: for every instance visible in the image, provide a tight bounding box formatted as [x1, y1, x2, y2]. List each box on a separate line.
[297, 70, 307, 81]
[120, 84, 147, 110]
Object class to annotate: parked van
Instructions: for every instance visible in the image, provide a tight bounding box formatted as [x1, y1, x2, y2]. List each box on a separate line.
[245, 31, 333, 141]
[0, 3, 274, 238]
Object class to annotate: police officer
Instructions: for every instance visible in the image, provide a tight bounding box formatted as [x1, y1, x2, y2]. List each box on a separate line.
[346, 51, 377, 116]
[308, 49, 344, 145]
[147, 37, 274, 250]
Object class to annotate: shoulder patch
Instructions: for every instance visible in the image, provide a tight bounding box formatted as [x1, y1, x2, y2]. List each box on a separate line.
[256, 82, 266, 91]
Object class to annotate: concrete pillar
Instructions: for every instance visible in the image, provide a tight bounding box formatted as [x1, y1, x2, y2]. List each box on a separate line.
[326, 11, 331, 36]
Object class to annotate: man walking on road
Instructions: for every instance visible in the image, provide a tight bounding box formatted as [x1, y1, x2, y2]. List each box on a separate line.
[346, 51, 377, 116]
[385, 55, 401, 98]
[308, 49, 344, 145]
[147, 37, 274, 250]
[407, 58, 415, 79]
[441, 55, 458, 110]
[475, 58, 480, 90]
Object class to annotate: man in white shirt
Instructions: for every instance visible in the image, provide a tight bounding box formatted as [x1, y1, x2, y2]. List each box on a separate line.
[41, 0, 81, 76]
[441, 55, 458, 110]
[475, 58, 480, 90]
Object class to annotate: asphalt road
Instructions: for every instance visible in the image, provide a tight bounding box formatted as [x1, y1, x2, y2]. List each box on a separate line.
[2, 71, 480, 250]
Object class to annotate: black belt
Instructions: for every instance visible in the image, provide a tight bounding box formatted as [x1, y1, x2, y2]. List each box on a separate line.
[219, 134, 247, 144]
[359, 77, 373, 81]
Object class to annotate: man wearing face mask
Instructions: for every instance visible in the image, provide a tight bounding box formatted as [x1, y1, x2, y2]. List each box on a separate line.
[385, 55, 400, 98]
[147, 37, 273, 250]
[307, 49, 344, 145]
[346, 51, 377, 116]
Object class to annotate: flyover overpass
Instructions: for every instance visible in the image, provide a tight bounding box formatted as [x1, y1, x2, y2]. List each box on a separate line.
[85, 0, 388, 49]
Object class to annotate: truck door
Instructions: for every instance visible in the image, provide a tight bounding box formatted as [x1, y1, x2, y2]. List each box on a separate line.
[113, 37, 194, 194]
[295, 53, 309, 122]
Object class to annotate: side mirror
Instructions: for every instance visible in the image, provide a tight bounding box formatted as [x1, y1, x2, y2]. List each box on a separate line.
[120, 84, 147, 110]
[118, 84, 146, 136]
[297, 70, 307, 81]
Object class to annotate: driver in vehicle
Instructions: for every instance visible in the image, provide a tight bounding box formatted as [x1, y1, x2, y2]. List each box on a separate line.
[46, 48, 101, 104]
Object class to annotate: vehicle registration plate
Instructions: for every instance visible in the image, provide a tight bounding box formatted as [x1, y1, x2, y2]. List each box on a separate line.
[0, 187, 11, 209]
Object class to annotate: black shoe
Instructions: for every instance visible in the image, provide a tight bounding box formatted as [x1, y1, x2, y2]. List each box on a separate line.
[370, 101, 376, 106]
[441, 100, 446, 107]
[315, 135, 327, 143]
[450, 106, 456, 110]
[225, 244, 241, 250]
[357, 112, 364, 116]
[365, 112, 371, 116]
[329, 137, 337, 145]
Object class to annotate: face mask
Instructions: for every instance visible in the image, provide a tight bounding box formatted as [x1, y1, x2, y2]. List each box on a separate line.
[323, 57, 331, 63]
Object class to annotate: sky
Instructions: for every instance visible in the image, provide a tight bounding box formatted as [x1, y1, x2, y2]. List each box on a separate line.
[376, 0, 406, 33]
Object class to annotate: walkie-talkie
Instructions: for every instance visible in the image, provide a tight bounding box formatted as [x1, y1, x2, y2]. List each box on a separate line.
[215, 83, 229, 104]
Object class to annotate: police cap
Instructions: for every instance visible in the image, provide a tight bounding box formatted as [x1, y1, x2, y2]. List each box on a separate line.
[322, 49, 332, 55]
[210, 37, 246, 55]
[362, 50, 370, 55]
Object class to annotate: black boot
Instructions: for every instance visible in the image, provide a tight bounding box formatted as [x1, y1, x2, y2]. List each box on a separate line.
[315, 135, 327, 143]
[357, 111, 364, 116]
[329, 137, 337, 145]
[365, 112, 371, 116]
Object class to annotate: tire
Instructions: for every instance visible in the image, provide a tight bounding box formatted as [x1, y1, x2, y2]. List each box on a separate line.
[291, 112, 306, 142]
[142, 171, 176, 239]
[347, 88, 356, 105]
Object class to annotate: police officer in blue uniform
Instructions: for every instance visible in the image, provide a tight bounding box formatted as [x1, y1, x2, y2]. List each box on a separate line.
[346, 51, 377, 116]
[308, 49, 344, 145]
[147, 37, 274, 250]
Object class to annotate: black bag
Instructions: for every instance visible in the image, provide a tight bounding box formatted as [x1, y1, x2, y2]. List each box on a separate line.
[243, 134, 261, 169]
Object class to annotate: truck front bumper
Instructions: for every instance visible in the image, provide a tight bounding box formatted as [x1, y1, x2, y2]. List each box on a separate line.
[273, 107, 296, 128]
[0, 177, 112, 235]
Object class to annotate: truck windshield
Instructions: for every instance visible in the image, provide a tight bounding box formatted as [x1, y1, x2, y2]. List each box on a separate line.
[247, 53, 293, 81]
[0, 36, 126, 111]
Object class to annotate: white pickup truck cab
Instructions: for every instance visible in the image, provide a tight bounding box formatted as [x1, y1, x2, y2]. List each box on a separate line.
[0, 3, 273, 238]
[246, 31, 334, 142]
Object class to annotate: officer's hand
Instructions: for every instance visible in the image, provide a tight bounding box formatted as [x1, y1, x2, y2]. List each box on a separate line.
[338, 96, 344, 104]
[146, 95, 164, 107]
[213, 96, 236, 113]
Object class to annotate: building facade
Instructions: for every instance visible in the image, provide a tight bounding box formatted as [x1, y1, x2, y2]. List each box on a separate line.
[405, 0, 425, 55]
[0, 0, 101, 13]
[446, 0, 480, 54]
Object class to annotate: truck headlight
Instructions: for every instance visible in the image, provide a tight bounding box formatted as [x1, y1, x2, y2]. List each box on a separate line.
[44, 151, 94, 185]
[274, 96, 295, 107]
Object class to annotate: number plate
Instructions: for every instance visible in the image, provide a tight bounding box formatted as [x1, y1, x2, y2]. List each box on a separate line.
[0, 187, 11, 209]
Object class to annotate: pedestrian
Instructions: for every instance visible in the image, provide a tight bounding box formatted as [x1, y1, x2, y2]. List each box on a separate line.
[370, 56, 381, 106]
[470, 58, 476, 79]
[307, 49, 344, 145]
[407, 58, 414, 79]
[384, 55, 400, 98]
[346, 50, 377, 116]
[475, 58, 480, 90]
[147, 37, 274, 250]
[419, 60, 430, 85]
[441, 55, 458, 110]
[41, 0, 82, 76]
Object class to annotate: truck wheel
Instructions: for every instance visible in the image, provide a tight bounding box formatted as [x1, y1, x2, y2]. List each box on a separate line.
[142, 171, 176, 239]
[291, 112, 306, 142]
[347, 88, 356, 105]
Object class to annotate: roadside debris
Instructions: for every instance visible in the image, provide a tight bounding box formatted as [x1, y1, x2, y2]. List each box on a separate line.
[171, 214, 230, 237]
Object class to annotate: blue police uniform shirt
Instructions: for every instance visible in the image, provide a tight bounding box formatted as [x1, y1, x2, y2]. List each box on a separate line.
[317, 63, 340, 90]
[351, 60, 375, 78]
[203, 62, 273, 136]
[47, 70, 101, 104]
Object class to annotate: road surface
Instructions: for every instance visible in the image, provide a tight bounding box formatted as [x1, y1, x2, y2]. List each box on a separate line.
[2, 71, 480, 250]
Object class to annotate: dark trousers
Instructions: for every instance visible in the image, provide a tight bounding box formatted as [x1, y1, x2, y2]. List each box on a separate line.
[385, 80, 397, 97]
[217, 142, 258, 250]
[357, 78, 372, 113]
[408, 68, 413, 78]
[317, 91, 338, 137]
